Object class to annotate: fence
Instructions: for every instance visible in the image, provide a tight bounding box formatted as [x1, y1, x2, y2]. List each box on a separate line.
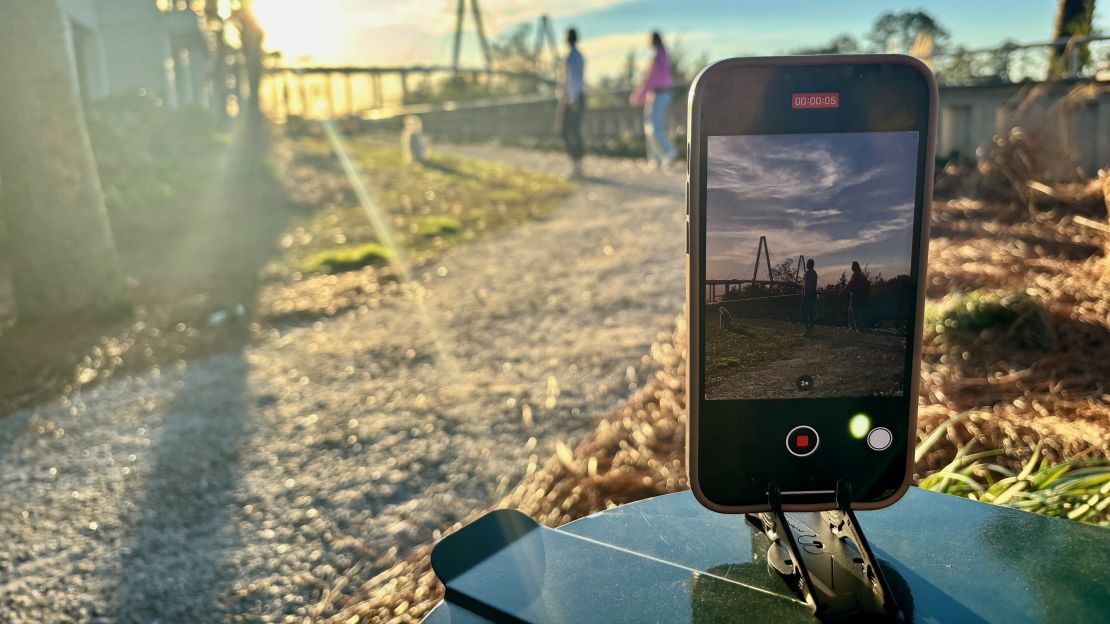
[332, 78, 1110, 172]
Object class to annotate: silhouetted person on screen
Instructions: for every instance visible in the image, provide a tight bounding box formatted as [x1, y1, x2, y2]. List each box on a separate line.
[846, 260, 869, 331]
[801, 258, 818, 336]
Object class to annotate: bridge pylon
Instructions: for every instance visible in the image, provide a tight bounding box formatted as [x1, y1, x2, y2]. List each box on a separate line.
[752, 235, 773, 283]
[452, 0, 493, 78]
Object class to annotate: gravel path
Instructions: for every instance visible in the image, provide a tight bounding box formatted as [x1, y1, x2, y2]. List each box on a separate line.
[0, 147, 686, 622]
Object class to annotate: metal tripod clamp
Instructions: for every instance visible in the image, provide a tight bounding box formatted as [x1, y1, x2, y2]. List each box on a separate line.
[746, 479, 903, 621]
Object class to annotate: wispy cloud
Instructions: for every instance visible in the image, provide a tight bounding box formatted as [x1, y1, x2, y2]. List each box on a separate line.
[705, 132, 919, 285]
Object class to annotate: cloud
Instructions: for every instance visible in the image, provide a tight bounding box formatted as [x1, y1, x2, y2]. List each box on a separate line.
[572, 30, 714, 83]
[704, 132, 919, 285]
[391, 0, 636, 36]
[257, 0, 632, 65]
[481, 0, 633, 28]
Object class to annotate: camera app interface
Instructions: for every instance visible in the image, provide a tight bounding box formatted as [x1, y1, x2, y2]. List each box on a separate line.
[704, 131, 919, 401]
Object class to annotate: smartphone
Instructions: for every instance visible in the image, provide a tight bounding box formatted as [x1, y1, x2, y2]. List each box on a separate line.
[686, 55, 936, 513]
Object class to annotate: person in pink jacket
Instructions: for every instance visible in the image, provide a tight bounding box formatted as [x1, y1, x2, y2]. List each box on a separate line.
[629, 31, 677, 168]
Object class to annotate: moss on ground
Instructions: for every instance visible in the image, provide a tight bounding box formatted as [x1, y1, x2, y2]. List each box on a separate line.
[277, 139, 574, 275]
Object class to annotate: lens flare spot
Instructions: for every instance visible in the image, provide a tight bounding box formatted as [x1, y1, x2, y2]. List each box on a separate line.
[849, 413, 871, 439]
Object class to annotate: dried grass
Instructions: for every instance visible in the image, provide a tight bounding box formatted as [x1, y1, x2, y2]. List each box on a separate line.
[919, 170, 1110, 469]
[325, 99, 1110, 622]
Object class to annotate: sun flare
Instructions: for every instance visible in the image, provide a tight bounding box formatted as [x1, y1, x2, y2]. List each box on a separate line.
[251, 0, 345, 63]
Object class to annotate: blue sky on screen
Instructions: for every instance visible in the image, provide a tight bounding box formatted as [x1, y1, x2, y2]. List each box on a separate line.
[705, 132, 919, 285]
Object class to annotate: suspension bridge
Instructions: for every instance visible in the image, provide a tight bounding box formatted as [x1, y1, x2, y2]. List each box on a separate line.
[262, 0, 559, 120]
[706, 236, 807, 303]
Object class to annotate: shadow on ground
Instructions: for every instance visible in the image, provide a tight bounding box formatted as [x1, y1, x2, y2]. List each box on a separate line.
[101, 117, 286, 620]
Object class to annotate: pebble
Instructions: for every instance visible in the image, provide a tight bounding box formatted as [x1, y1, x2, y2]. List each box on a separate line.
[0, 147, 684, 622]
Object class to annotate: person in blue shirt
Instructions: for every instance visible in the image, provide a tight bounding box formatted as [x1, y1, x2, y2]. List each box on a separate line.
[559, 28, 586, 179]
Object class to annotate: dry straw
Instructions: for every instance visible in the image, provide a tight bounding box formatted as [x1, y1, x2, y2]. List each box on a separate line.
[326, 83, 1110, 623]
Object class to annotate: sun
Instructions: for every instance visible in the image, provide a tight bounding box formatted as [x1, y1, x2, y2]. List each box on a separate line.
[250, 0, 343, 64]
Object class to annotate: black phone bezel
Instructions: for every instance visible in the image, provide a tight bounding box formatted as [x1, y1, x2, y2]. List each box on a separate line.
[686, 55, 937, 514]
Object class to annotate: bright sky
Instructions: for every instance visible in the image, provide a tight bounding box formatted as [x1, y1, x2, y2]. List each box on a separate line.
[253, 0, 1109, 82]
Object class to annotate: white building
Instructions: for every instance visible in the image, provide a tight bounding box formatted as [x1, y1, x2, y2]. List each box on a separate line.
[59, 0, 212, 108]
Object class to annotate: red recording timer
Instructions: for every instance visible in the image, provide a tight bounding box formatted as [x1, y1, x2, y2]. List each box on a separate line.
[792, 92, 839, 109]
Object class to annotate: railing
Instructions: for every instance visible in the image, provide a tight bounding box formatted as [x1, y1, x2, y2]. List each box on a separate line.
[932, 35, 1110, 85]
[274, 38, 1110, 169]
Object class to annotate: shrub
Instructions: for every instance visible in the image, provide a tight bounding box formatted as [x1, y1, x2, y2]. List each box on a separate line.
[414, 215, 462, 238]
[927, 288, 1051, 349]
[302, 243, 393, 273]
[920, 442, 1110, 526]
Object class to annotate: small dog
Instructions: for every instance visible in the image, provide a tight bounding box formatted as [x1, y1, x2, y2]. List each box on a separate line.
[719, 307, 735, 329]
[400, 115, 426, 164]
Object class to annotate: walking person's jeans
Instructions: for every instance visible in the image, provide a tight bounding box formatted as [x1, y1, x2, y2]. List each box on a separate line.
[644, 89, 676, 165]
[559, 95, 585, 162]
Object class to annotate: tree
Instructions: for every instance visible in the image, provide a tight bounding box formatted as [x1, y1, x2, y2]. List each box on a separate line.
[205, 0, 231, 118]
[936, 41, 1019, 86]
[791, 34, 861, 56]
[769, 257, 796, 282]
[0, 0, 129, 320]
[598, 51, 637, 90]
[867, 10, 950, 55]
[235, 2, 265, 117]
[489, 23, 548, 95]
[1048, 0, 1097, 77]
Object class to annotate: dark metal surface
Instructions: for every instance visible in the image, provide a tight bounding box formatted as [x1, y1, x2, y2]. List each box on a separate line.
[424, 488, 1110, 623]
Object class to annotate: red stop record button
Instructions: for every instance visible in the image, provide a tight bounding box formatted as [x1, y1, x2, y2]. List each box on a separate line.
[792, 92, 839, 109]
[786, 425, 820, 457]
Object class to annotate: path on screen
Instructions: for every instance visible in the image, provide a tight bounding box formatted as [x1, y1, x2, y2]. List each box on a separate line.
[0, 146, 685, 622]
[704, 317, 906, 400]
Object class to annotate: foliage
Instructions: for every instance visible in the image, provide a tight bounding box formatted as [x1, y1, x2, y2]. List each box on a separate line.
[935, 41, 1021, 86]
[768, 256, 798, 282]
[402, 22, 557, 104]
[705, 318, 805, 373]
[414, 215, 463, 238]
[789, 10, 950, 57]
[919, 441, 1109, 526]
[302, 242, 393, 272]
[84, 93, 228, 244]
[867, 10, 950, 54]
[926, 289, 1051, 350]
[597, 51, 639, 90]
[278, 139, 573, 275]
[791, 34, 861, 56]
[786, 9, 1042, 86]
[1049, 0, 1098, 77]
[665, 39, 711, 84]
[1, 94, 295, 415]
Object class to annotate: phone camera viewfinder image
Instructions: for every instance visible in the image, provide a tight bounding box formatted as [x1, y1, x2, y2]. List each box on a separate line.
[704, 131, 919, 401]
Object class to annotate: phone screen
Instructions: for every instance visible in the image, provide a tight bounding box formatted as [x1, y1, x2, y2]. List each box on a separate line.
[688, 58, 934, 511]
[704, 131, 918, 401]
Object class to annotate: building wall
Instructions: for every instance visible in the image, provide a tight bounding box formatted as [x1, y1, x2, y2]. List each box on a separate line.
[59, 0, 99, 28]
[60, 0, 110, 100]
[903, 80, 1110, 173]
[58, 0, 210, 107]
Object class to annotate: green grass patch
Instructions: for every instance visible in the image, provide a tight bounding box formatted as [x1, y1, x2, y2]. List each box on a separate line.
[926, 289, 1050, 349]
[704, 319, 805, 373]
[280, 139, 573, 275]
[414, 215, 463, 238]
[920, 442, 1110, 526]
[302, 242, 393, 272]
